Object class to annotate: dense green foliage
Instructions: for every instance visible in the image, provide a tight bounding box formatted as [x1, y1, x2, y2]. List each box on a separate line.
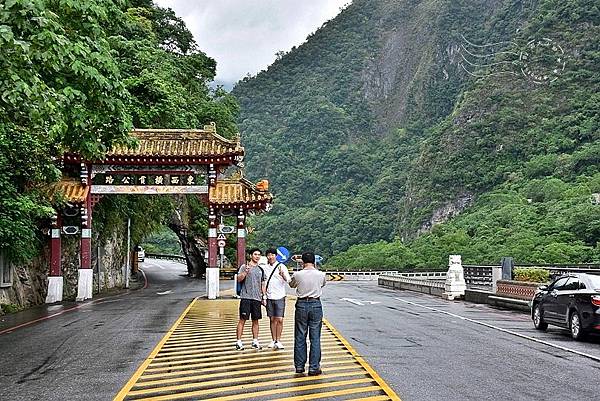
[0, 0, 238, 262]
[142, 226, 183, 255]
[234, 0, 599, 268]
[0, 0, 132, 261]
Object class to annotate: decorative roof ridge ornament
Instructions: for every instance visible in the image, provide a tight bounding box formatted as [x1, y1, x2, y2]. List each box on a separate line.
[203, 122, 217, 133]
[129, 127, 241, 145]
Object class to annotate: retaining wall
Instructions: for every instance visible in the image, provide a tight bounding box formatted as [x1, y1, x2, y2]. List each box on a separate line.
[379, 276, 444, 297]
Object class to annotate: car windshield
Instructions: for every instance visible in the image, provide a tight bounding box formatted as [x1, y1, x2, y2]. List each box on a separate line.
[586, 274, 600, 290]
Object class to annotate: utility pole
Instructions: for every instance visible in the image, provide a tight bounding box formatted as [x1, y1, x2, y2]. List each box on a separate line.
[125, 217, 131, 288]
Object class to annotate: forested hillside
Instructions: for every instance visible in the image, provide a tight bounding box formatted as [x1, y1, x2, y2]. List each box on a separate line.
[234, 0, 600, 267]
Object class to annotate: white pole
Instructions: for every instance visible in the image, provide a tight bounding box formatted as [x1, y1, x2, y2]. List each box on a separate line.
[125, 217, 131, 289]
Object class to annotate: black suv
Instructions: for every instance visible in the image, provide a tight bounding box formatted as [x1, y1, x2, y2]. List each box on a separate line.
[531, 273, 600, 340]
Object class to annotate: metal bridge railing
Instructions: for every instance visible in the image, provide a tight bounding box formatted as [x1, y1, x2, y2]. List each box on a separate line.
[463, 265, 496, 288]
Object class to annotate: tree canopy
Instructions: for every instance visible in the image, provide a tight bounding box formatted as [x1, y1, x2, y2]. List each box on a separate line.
[0, 0, 239, 262]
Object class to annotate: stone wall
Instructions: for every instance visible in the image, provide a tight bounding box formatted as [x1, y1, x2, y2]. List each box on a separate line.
[0, 224, 127, 314]
[94, 227, 126, 294]
[0, 249, 49, 312]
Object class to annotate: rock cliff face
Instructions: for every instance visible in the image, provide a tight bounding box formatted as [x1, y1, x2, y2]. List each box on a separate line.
[0, 226, 126, 314]
[0, 250, 48, 312]
[416, 194, 474, 236]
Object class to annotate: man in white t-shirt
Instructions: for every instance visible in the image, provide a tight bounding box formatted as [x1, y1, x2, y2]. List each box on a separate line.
[263, 248, 291, 350]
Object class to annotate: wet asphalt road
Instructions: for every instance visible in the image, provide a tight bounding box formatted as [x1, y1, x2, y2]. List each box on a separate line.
[0, 259, 206, 401]
[323, 282, 600, 401]
[2, 264, 600, 401]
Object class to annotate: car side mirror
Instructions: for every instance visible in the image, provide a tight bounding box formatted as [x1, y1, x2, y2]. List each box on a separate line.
[538, 285, 549, 291]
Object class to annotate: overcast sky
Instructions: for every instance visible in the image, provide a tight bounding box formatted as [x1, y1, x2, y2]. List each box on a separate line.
[155, 0, 350, 88]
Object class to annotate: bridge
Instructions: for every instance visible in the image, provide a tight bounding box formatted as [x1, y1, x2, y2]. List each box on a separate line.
[1, 257, 598, 401]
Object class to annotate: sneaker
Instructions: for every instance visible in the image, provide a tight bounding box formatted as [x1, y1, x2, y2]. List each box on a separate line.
[251, 339, 260, 349]
[267, 341, 276, 348]
[235, 340, 244, 350]
[295, 367, 305, 374]
[274, 341, 285, 350]
[308, 368, 322, 376]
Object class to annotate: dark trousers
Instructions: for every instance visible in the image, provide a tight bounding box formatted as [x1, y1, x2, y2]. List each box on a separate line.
[294, 299, 323, 372]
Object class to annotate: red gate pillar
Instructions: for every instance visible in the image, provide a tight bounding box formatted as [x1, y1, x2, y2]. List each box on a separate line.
[77, 178, 93, 301]
[206, 207, 219, 299]
[46, 214, 63, 303]
[208, 207, 217, 268]
[236, 209, 246, 269]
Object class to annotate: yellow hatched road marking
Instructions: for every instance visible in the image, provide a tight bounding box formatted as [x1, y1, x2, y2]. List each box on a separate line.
[266, 386, 391, 401]
[134, 379, 374, 401]
[147, 343, 349, 368]
[158, 337, 341, 354]
[141, 349, 352, 375]
[134, 363, 360, 388]
[128, 371, 367, 397]
[155, 338, 342, 356]
[115, 298, 401, 401]
[140, 351, 353, 376]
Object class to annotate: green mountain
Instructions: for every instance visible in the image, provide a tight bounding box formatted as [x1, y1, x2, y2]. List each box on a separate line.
[233, 0, 600, 267]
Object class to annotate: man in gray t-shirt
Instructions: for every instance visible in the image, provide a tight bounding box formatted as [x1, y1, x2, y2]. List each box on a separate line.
[235, 248, 266, 350]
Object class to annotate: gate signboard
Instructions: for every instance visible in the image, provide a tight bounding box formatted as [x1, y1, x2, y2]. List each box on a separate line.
[91, 165, 208, 194]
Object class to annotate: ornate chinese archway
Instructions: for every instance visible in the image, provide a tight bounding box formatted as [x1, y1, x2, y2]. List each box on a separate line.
[47, 124, 272, 303]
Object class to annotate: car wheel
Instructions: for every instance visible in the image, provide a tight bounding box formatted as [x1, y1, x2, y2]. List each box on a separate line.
[569, 311, 586, 340]
[533, 304, 548, 330]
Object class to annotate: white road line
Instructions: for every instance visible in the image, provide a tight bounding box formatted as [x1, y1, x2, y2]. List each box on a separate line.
[341, 298, 364, 306]
[393, 297, 600, 363]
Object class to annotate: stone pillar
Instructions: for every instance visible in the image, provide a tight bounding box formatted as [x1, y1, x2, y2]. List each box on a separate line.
[443, 254, 466, 300]
[491, 265, 503, 294]
[77, 191, 93, 301]
[236, 209, 246, 270]
[46, 214, 63, 303]
[500, 257, 514, 280]
[206, 207, 219, 299]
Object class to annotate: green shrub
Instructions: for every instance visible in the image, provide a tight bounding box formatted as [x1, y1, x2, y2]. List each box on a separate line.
[513, 268, 549, 283]
[0, 304, 21, 314]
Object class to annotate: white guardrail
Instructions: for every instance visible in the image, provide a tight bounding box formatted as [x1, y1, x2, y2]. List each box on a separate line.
[325, 271, 398, 281]
[326, 271, 447, 281]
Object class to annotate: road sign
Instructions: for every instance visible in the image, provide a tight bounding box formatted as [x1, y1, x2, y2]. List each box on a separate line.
[217, 239, 226, 247]
[276, 246, 290, 263]
[315, 254, 323, 264]
[217, 233, 226, 240]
